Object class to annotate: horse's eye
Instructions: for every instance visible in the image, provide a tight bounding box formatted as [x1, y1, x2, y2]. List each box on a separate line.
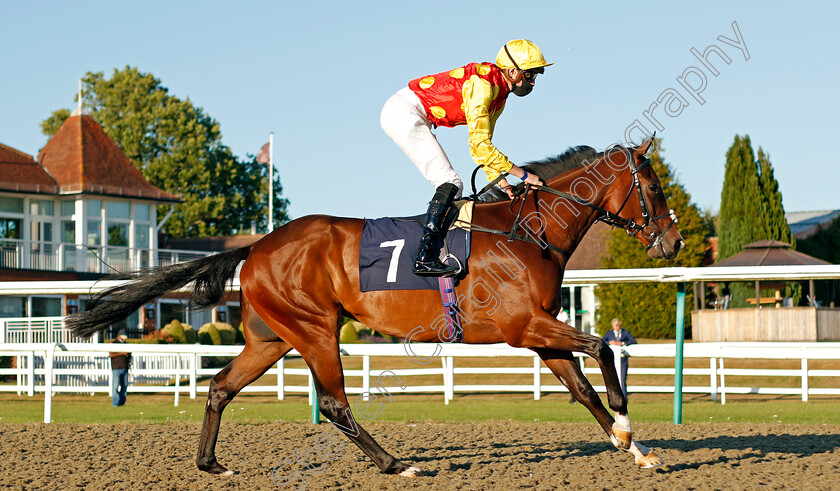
[649, 183, 660, 193]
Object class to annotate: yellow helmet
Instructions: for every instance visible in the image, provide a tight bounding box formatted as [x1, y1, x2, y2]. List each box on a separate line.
[495, 39, 553, 71]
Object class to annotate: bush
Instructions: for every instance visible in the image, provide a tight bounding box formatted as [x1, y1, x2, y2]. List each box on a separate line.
[183, 326, 197, 344]
[235, 322, 246, 344]
[215, 322, 236, 345]
[339, 323, 358, 343]
[161, 320, 187, 343]
[198, 323, 221, 345]
[132, 331, 170, 344]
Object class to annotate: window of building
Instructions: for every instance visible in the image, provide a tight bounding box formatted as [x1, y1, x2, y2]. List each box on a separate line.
[30, 199, 54, 217]
[60, 200, 75, 217]
[31, 297, 61, 317]
[108, 201, 130, 220]
[0, 196, 24, 214]
[0, 218, 22, 239]
[0, 296, 26, 318]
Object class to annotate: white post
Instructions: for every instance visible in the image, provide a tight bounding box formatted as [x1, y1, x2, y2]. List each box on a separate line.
[44, 344, 58, 423]
[710, 357, 718, 402]
[611, 345, 623, 395]
[268, 132, 275, 233]
[174, 354, 180, 407]
[533, 356, 541, 400]
[27, 352, 35, 397]
[308, 372, 314, 406]
[447, 356, 455, 403]
[568, 286, 576, 328]
[277, 358, 285, 401]
[362, 355, 371, 401]
[801, 358, 809, 402]
[719, 358, 726, 405]
[190, 353, 197, 400]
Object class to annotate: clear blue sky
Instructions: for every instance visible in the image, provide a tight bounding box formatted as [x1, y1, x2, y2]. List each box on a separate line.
[1, 1, 838, 221]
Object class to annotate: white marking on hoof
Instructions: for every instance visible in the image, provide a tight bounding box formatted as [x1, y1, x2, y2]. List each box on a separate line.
[220, 470, 235, 476]
[611, 424, 632, 450]
[399, 466, 422, 477]
[628, 441, 664, 469]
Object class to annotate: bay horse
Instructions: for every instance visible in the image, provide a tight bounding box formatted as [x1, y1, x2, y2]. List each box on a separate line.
[67, 136, 683, 478]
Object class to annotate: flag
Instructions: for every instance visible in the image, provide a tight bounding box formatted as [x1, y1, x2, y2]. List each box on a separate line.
[256, 142, 270, 164]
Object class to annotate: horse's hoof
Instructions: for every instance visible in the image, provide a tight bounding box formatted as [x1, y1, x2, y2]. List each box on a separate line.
[398, 466, 423, 477]
[636, 449, 664, 469]
[197, 461, 236, 475]
[611, 425, 632, 450]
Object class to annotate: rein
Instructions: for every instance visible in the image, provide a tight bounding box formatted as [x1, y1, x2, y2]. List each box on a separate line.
[464, 150, 678, 256]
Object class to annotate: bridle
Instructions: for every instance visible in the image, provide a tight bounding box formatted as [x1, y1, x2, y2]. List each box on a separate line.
[465, 147, 678, 255]
[593, 147, 679, 251]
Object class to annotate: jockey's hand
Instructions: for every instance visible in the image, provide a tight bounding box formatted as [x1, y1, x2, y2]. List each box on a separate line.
[499, 180, 515, 199]
[523, 172, 544, 187]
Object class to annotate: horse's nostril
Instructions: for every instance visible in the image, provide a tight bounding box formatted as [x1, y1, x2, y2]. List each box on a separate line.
[676, 240, 685, 252]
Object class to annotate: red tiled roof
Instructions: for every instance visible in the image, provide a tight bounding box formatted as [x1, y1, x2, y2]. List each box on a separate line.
[0, 143, 59, 193]
[37, 115, 180, 202]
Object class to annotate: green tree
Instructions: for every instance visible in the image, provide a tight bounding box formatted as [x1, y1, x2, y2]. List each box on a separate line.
[717, 135, 764, 261]
[757, 148, 793, 247]
[717, 136, 795, 307]
[41, 67, 288, 237]
[595, 139, 709, 338]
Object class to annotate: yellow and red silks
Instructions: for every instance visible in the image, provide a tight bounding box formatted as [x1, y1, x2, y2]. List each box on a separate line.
[409, 62, 513, 183]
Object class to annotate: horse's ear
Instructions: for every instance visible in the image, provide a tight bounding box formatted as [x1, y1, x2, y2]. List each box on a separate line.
[636, 132, 656, 156]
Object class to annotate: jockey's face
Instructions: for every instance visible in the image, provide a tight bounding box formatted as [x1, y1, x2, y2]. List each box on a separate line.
[508, 67, 542, 97]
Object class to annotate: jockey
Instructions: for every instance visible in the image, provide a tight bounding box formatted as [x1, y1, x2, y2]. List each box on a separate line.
[381, 39, 551, 277]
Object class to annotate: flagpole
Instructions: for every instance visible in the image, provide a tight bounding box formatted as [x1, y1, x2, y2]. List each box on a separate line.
[268, 132, 274, 233]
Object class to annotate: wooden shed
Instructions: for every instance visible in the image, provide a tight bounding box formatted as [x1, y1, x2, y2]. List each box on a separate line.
[692, 240, 840, 341]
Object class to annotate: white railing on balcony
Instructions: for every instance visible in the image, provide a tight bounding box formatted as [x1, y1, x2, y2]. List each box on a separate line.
[0, 317, 98, 344]
[0, 238, 211, 274]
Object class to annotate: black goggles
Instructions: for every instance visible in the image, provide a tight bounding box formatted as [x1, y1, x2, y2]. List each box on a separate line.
[521, 67, 544, 82]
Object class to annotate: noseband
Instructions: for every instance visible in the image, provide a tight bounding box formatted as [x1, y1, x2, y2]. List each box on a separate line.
[599, 150, 678, 250]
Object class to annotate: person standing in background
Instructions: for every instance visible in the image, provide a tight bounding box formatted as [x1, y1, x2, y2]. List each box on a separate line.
[602, 318, 637, 397]
[109, 330, 130, 407]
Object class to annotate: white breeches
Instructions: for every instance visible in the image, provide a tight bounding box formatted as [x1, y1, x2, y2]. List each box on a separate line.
[380, 87, 463, 197]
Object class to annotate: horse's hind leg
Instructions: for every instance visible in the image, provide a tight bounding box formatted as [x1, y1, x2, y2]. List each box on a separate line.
[196, 310, 292, 475]
[534, 348, 663, 468]
[296, 337, 421, 477]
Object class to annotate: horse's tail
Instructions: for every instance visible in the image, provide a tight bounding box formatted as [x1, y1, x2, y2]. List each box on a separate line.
[66, 246, 251, 340]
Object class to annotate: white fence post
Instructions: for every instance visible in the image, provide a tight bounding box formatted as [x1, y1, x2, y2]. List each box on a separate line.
[173, 354, 180, 407]
[710, 357, 718, 402]
[719, 358, 726, 405]
[611, 345, 624, 395]
[801, 358, 809, 402]
[190, 353, 197, 400]
[44, 344, 60, 423]
[28, 351, 35, 397]
[362, 355, 371, 401]
[276, 358, 285, 401]
[533, 356, 541, 400]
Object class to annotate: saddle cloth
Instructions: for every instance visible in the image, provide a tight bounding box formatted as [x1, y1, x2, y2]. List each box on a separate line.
[359, 202, 472, 292]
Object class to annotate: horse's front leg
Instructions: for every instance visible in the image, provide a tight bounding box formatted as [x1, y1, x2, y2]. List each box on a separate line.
[507, 314, 663, 468]
[533, 347, 663, 468]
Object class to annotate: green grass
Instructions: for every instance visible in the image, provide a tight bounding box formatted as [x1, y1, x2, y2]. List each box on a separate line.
[2, 393, 839, 425]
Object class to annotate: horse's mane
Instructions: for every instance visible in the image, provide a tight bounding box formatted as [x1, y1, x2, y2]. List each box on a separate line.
[479, 145, 630, 203]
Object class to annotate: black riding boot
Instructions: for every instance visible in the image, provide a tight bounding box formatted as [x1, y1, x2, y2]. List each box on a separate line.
[413, 183, 459, 277]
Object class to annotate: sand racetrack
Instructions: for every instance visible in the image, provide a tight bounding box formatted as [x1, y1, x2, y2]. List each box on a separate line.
[2, 421, 838, 489]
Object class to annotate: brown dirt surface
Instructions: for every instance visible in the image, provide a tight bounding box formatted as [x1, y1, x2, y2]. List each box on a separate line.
[1, 421, 838, 490]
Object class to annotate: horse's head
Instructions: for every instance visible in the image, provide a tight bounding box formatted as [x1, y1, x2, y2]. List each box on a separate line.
[603, 138, 685, 260]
